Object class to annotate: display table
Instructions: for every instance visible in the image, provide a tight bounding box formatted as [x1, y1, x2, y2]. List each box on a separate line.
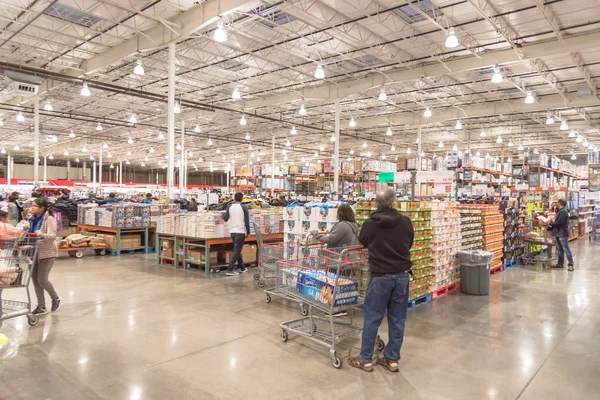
[77, 224, 153, 255]
[155, 233, 284, 275]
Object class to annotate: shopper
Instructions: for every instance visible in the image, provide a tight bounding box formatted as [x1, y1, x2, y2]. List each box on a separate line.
[188, 198, 199, 212]
[143, 193, 153, 204]
[549, 198, 574, 271]
[29, 197, 60, 315]
[312, 204, 358, 248]
[223, 192, 250, 276]
[350, 188, 414, 373]
[7, 194, 21, 226]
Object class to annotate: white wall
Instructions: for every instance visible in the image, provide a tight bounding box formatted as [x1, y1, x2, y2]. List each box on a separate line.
[9, 163, 91, 181]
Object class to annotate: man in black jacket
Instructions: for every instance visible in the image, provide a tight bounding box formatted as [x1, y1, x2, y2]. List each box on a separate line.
[349, 188, 414, 373]
[548, 198, 574, 271]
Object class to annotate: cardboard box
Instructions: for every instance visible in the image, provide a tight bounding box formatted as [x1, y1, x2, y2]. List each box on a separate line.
[121, 235, 142, 249]
[97, 234, 116, 250]
[163, 248, 174, 259]
[241, 245, 257, 263]
[296, 270, 358, 310]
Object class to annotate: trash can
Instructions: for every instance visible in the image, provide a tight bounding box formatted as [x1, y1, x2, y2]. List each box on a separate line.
[457, 250, 494, 295]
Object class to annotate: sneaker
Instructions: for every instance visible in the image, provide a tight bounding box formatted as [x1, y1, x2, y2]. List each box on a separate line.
[225, 271, 239, 276]
[239, 267, 249, 273]
[51, 297, 61, 312]
[32, 307, 48, 315]
[568, 266, 574, 271]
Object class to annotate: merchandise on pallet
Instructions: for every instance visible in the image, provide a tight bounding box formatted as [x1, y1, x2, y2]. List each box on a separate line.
[398, 202, 434, 300]
[428, 202, 461, 291]
[480, 205, 504, 273]
[77, 203, 151, 228]
[457, 206, 483, 251]
[499, 200, 524, 268]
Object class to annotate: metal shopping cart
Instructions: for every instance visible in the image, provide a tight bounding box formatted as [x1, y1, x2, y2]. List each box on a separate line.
[278, 247, 368, 369]
[0, 234, 40, 327]
[521, 228, 556, 268]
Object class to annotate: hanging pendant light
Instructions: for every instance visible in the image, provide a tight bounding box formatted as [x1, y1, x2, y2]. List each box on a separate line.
[378, 88, 387, 101]
[69, 131, 76, 138]
[214, 22, 227, 42]
[518, 144, 524, 151]
[96, 123, 103, 131]
[445, 28, 459, 48]
[44, 102, 53, 111]
[174, 101, 181, 114]
[571, 153, 577, 160]
[133, 60, 145, 75]
[438, 141, 444, 148]
[107, 152, 112, 158]
[290, 126, 297, 135]
[194, 124, 201, 133]
[476, 151, 481, 157]
[80, 82, 91, 97]
[82, 145, 88, 152]
[525, 91, 535, 104]
[452, 144, 458, 151]
[546, 114, 555, 125]
[350, 149, 354, 154]
[128, 114, 137, 124]
[508, 140, 514, 147]
[491, 68, 503, 83]
[103, 143, 108, 149]
[314, 65, 325, 79]
[16, 112, 24, 122]
[299, 105, 307, 116]
[232, 88, 241, 99]
[455, 120, 462, 130]
[568, 130, 576, 138]
[349, 118, 356, 128]
[362, 141, 367, 148]
[406, 147, 411, 154]
[240, 115, 247, 125]
[424, 107, 432, 118]
[158, 132, 164, 140]
[391, 144, 396, 152]
[480, 129, 487, 137]
[560, 120, 569, 131]
[496, 136, 503, 144]
[385, 127, 393, 136]
[176, 143, 182, 150]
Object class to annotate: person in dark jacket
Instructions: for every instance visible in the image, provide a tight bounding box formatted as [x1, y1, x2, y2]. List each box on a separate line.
[188, 198, 199, 212]
[349, 188, 414, 373]
[548, 198, 574, 271]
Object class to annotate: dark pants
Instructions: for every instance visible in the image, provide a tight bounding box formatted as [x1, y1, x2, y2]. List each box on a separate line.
[555, 236, 574, 267]
[32, 258, 58, 309]
[360, 272, 410, 363]
[227, 233, 246, 272]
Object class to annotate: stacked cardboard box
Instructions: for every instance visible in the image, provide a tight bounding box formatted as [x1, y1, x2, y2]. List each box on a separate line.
[457, 206, 483, 251]
[499, 201, 524, 266]
[428, 202, 461, 291]
[480, 205, 504, 273]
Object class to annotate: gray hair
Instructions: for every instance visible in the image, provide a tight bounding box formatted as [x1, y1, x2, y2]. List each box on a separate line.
[376, 188, 396, 209]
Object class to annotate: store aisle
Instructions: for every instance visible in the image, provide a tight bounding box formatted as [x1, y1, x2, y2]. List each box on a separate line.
[0, 240, 598, 400]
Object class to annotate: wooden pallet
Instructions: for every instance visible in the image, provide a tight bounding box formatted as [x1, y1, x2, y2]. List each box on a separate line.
[431, 281, 460, 300]
[408, 293, 432, 309]
[490, 263, 503, 275]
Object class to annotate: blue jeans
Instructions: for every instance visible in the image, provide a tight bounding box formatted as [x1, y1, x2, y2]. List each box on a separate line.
[227, 233, 246, 272]
[360, 272, 410, 362]
[555, 237, 573, 267]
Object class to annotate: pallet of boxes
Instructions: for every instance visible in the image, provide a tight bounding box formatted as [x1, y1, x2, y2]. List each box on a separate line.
[480, 205, 504, 274]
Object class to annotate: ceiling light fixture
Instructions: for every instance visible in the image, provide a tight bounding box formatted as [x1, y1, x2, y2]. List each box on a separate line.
[518, 144, 524, 151]
[232, 88, 241, 99]
[424, 107, 432, 118]
[240, 115, 247, 125]
[560, 120, 569, 131]
[194, 124, 201, 133]
[350, 149, 354, 155]
[69, 131, 76, 138]
[128, 114, 137, 124]
[82, 145, 88, 152]
[546, 114, 555, 125]
[438, 141, 444, 148]
[480, 129, 487, 137]
[330, 135, 335, 142]
[568, 130, 576, 138]
[128, 138, 134, 144]
[445, 28, 459, 48]
[299, 105, 307, 116]
[406, 147, 412, 154]
[525, 91, 535, 104]
[367, 151, 372, 157]
[476, 151, 481, 157]
[16, 112, 24, 122]
[349, 118, 356, 128]
[133, 59, 145, 75]
[214, 21, 227, 42]
[290, 126, 297, 135]
[0, 149, 5, 154]
[455, 120, 462, 130]
[571, 153, 577, 160]
[75, 157, 79, 162]
[0, 119, 3, 126]
[126, 160, 131, 165]
[244, 133, 251, 141]
[491, 67, 503, 83]
[314, 65, 325, 79]
[583, 140, 589, 147]
[158, 132, 164, 140]
[80, 82, 91, 97]
[576, 136, 583, 143]
[378, 88, 387, 101]
[391, 144, 396, 152]
[319, 145, 325, 151]
[90, 155, 94, 160]
[176, 143, 182, 150]
[174, 101, 181, 114]
[216, 148, 221, 154]
[141, 162, 145, 167]
[44, 102, 53, 111]
[314, 151, 318, 157]
[508, 140, 514, 147]
[149, 148, 155, 154]
[496, 136, 503, 144]
[96, 123, 103, 131]
[13, 145, 19, 151]
[386, 127, 392, 136]
[103, 143, 108, 149]
[286, 140, 291, 147]
[248, 144, 253, 150]
[48, 154, 53, 160]
[452, 144, 458, 151]
[362, 141, 367, 148]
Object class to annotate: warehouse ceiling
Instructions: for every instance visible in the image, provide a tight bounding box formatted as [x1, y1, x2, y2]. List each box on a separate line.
[1, 0, 600, 171]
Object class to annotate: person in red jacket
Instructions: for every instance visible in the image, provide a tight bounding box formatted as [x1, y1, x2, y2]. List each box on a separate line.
[349, 188, 414, 373]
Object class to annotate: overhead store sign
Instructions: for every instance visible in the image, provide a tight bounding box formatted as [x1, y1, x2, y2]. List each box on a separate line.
[378, 172, 394, 183]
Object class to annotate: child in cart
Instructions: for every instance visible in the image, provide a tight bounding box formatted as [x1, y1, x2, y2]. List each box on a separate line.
[0, 211, 29, 318]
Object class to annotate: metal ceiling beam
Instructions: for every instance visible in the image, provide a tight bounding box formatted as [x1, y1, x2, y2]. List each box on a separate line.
[341, 93, 600, 130]
[242, 30, 600, 108]
[76, 0, 255, 75]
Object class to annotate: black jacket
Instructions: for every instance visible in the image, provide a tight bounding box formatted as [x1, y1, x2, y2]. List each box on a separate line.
[188, 203, 198, 212]
[549, 207, 569, 238]
[358, 208, 414, 277]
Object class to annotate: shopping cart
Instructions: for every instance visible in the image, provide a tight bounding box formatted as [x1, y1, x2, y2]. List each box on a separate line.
[278, 247, 367, 369]
[521, 228, 556, 268]
[0, 234, 40, 327]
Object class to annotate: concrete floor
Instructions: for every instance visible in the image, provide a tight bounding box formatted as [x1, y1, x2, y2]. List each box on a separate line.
[0, 239, 598, 400]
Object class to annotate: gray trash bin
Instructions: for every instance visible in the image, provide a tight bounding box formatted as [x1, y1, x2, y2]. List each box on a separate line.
[457, 250, 494, 295]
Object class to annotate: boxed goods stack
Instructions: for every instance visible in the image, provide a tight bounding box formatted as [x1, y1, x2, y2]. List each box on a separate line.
[354, 199, 376, 226]
[398, 202, 434, 300]
[282, 204, 338, 241]
[481, 205, 504, 273]
[457, 206, 483, 251]
[499, 201, 524, 268]
[77, 204, 151, 228]
[429, 202, 461, 291]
